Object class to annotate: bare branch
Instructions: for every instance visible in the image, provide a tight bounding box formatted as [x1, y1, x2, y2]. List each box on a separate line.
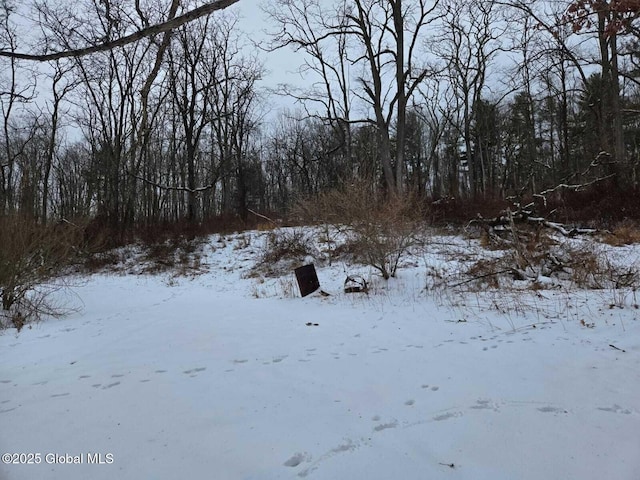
[127, 171, 216, 194]
[0, 0, 240, 61]
[532, 174, 616, 201]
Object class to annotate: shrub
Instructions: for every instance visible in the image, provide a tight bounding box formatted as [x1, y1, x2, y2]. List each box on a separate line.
[261, 229, 314, 264]
[255, 228, 317, 277]
[0, 215, 83, 329]
[295, 183, 424, 279]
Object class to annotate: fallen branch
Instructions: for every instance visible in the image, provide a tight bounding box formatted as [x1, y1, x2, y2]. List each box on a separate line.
[532, 173, 616, 205]
[609, 344, 626, 353]
[470, 207, 599, 240]
[471, 169, 613, 240]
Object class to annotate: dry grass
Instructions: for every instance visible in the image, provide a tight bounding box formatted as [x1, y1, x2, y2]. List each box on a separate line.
[256, 222, 277, 231]
[601, 220, 640, 246]
[261, 229, 315, 264]
[139, 236, 205, 276]
[255, 228, 317, 277]
[81, 251, 124, 271]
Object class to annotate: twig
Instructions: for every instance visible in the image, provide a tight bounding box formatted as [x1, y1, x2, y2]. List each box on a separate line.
[609, 344, 626, 353]
[60, 218, 81, 228]
[247, 209, 279, 226]
[449, 269, 514, 288]
[438, 462, 455, 469]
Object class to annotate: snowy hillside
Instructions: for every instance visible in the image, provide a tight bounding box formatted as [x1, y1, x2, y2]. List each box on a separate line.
[1, 228, 639, 480]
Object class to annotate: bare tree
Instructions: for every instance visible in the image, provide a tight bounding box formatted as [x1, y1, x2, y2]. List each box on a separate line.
[0, 1, 37, 214]
[125, 11, 263, 223]
[41, 61, 76, 223]
[565, 0, 629, 183]
[345, 0, 440, 196]
[433, 0, 505, 198]
[266, 0, 355, 167]
[267, 0, 440, 197]
[166, 15, 218, 222]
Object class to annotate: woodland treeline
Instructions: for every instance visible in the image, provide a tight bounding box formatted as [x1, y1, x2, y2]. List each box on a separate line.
[1, 0, 639, 231]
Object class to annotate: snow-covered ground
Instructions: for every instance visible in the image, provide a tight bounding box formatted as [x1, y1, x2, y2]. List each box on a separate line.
[1, 229, 639, 480]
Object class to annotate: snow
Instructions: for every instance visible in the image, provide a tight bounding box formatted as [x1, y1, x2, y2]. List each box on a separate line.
[1, 229, 639, 480]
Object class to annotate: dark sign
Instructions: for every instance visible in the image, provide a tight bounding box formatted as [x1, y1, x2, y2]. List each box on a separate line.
[294, 264, 320, 297]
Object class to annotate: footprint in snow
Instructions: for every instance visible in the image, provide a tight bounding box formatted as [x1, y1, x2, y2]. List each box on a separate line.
[597, 404, 633, 415]
[0, 380, 11, 384]
[330, 443, 356, 453]
[433, 411, 462, 421]
[51, 393, 70, 398]
[102, 382, 121, 390]
[296, 442, 357, 478]
[470, 399, 498, 411]
[373, 420, 398, 432]
[537, 406, 567, 414]
[155, 370, 167, 374]
[431, 386, 440, 391]
[78, 375, 91, 379]
[183, 367, 207, 374]
[111, 374, 125, 378]
[283, 452, 310, 467]
[405, 399, 415, 406]
[371, 415, 381, 421]
[233, 359, 248, 364]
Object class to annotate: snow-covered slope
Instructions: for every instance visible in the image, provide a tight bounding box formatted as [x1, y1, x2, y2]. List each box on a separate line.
[1, 230, 639, 480]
